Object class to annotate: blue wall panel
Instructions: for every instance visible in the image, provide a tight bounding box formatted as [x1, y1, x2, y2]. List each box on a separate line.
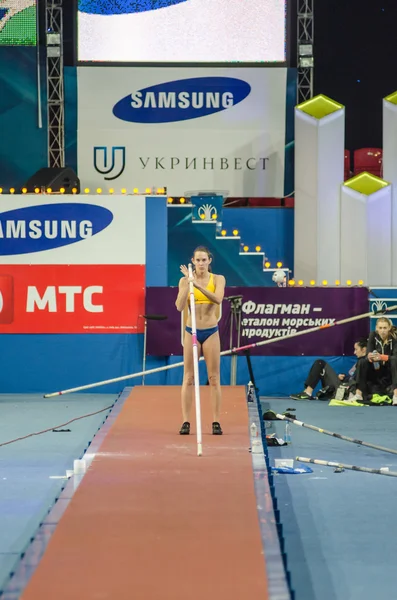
[167, 206, 294, 286]
[0, 335, 143, 394]
[145, 196, 168, 286]
[0, 329, 355, 396]
[167, 206, 272, 286]
[222, 207, 294, 268]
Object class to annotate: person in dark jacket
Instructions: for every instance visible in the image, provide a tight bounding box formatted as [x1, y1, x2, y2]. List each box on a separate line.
[290, 337, 368, 400]
[354, 317, 397, 404]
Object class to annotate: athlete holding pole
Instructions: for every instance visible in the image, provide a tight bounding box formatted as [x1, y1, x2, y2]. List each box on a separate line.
[175, 247, 226, 438]
[187, 262, 203, 455]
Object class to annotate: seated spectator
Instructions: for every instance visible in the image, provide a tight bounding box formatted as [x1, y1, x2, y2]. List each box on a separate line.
[290, 337, 368, 400]
[354, 317, 397, 405]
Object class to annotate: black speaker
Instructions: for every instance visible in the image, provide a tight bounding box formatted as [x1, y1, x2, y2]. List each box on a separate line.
[23, 167, 80, 194]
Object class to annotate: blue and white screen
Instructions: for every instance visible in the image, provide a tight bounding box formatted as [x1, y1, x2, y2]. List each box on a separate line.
[78, 0, 287, 63]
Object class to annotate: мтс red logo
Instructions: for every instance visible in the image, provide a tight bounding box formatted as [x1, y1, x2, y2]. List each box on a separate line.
[0, 275, 14, 324]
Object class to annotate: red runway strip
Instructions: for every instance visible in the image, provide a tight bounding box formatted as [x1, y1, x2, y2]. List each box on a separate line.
[21, 386, 269, 600]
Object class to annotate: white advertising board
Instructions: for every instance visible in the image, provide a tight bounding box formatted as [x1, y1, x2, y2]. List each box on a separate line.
[0, 195, 146, 264]
[77, 67, 288, 197]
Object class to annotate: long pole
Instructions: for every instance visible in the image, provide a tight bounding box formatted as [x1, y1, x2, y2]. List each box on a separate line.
[44, 303, 397, 398]
[142, 319, 147, 386]
[296, 457, 397, 478]
[277, 414, 397, 456]
[188, 264, 203, 457]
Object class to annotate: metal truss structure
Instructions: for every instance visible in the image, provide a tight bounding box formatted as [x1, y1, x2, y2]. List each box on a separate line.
[45, 0, 65, 168]
[297, 0, 314, 104]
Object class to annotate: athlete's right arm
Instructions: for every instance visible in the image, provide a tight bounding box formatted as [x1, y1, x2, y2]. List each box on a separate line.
[175, 276, 189, 312]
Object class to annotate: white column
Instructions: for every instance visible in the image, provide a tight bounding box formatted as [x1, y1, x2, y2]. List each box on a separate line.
[341, 174, 392, 286]
[294, 94, 345, 283]
[383, 91, 397, 284]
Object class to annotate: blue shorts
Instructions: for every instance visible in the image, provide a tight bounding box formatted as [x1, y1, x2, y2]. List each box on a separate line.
[185, 326, 218, 345]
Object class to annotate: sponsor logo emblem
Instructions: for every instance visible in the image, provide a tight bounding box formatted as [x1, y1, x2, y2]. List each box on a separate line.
[94, 146, 126, 180]
[371, 300, 388, 314]
[198, 204, 217, 221]
[0, 204, 113, 255]
[113, 77, 251, 124]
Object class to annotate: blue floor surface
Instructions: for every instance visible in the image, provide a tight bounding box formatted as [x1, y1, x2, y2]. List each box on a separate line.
[261, 397, 397, 600]
[0, 393, 116, 593]
[3, 392, 396, 599]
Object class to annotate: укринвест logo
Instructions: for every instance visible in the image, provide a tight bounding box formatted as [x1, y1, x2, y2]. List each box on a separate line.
[0, 204, 113, 255]
[112, 77, 251, 124]
[78, 0, 187, 15]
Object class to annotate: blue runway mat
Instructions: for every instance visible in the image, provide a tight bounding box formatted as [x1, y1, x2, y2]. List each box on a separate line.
[0, 393, 116, 593]
[261, 397, 397, 600]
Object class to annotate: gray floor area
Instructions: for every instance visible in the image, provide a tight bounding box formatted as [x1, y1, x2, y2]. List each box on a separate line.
[261, 397, 397, 600]
[2, 392, 395, 599]
[0, 393, 116, 594]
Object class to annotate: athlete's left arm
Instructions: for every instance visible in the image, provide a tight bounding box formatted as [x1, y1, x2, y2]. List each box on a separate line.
[193, 275, 226, 305]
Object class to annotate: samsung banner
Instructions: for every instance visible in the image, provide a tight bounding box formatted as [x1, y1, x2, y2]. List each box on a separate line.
[0, 195, 146, 334]
[77, 67, 290, 197]
[145, 287, 369, 356]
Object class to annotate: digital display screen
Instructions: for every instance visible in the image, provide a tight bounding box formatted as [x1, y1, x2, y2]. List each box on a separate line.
[78, 0, 287, 63]
[0, 0, 37, 46]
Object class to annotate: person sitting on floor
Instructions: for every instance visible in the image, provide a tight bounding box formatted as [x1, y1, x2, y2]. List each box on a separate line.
[290, 337, 368, 401]
[353, 317, 397, 405]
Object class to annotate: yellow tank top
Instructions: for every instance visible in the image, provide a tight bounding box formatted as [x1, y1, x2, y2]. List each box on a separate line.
[193, 273, 216, 304]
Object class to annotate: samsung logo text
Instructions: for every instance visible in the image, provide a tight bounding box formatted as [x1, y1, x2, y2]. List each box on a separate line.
[130, 91, 234, 110]
[113, 77, 251, 124]
[0, 204, 113, 255]
[0, 220, 93, 240]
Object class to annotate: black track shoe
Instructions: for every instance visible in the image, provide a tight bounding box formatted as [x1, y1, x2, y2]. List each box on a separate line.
[212, 422, 223, 435]
[179, 422, 190, 435]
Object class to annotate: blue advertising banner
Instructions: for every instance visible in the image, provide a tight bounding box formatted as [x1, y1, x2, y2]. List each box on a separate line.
[145, 287, 369, 356]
